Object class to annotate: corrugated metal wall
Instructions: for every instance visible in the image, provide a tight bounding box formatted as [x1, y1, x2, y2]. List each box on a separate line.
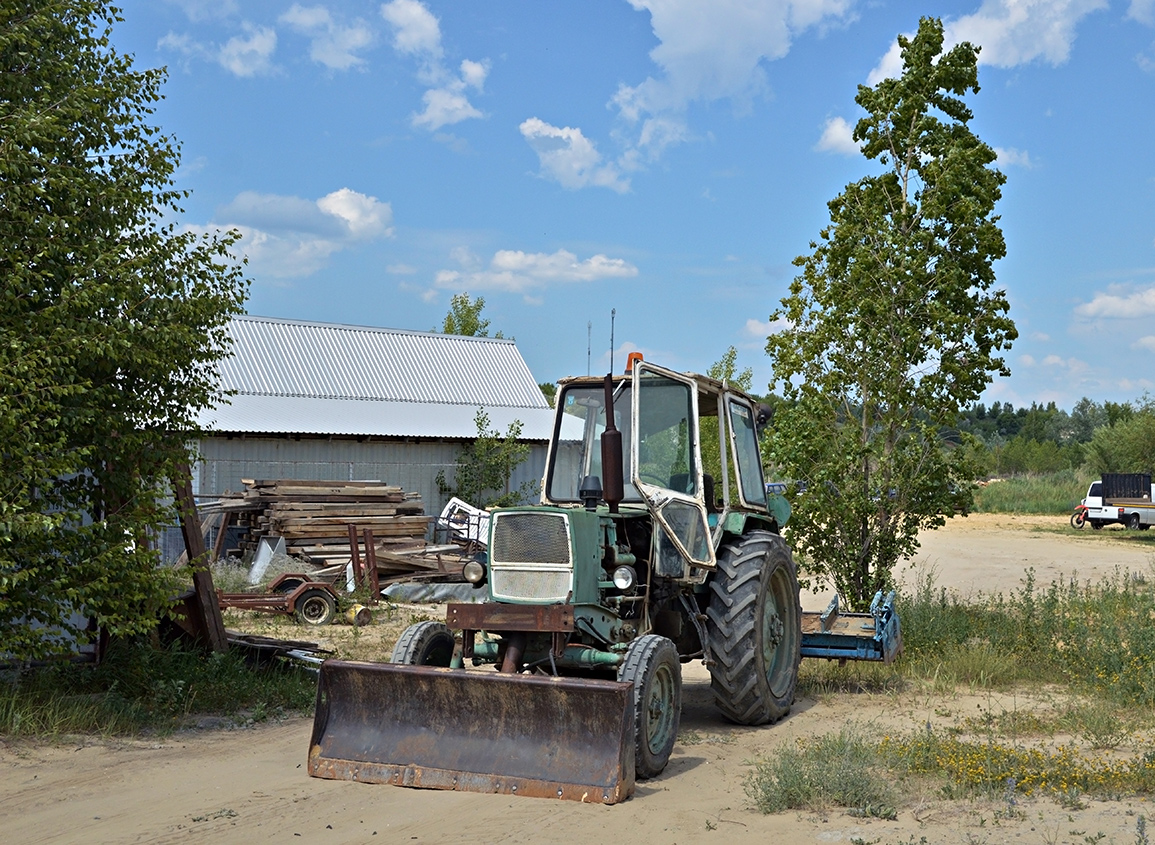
[195, 435, 547, 518]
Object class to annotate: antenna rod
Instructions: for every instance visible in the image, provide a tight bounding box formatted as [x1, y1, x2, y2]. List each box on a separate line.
[587, 321, 591, 377]
[610, 308, 616, 374]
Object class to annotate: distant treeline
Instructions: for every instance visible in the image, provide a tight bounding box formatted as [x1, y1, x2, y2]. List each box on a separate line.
[951, 396, 1155, 477]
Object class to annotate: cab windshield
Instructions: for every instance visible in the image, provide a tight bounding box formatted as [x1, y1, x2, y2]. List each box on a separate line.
[546, 382, 641, 502]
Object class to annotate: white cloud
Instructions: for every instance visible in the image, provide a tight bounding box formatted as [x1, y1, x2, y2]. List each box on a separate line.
[1040, 354, 1089, 373]
[995, 146, 1033, 167]
[381, 0, 442, 63]
[434, 248, 638, 297]
[280, 5, 374, 71]
[868, 0, 1109, 83]
[202, 188, 393, 278]
[949, 0, 1108, 67]
[746, 316, 791, 337]
[1020, 353, 1037, 366]
[520, 118, 630, 193]
[164, 0, 238, 22]
[413, 60, 488, 129]
[381, 0, 488, 130]
[387, 263, 418, 275]
[1131, 0, 1155, 25]
[1134, 336, 1155, 352]
[218, 24, 277, 77]
[315, 187, 393, 239]
[1075, 284, 1155, 318]
[613, 0, 855, 157]
[816, 116, 859, 155]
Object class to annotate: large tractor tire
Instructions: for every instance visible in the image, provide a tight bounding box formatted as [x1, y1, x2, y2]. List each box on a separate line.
[618, 634, 681, 779]
[391, 620, 456, 666]
[706, 530, 801, 725]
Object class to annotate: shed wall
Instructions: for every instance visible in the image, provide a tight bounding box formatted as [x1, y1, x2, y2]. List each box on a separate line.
[195, 436, 547, 518]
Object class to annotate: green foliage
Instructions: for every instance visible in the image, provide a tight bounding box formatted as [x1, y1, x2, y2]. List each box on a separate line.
[1083, 399, 1155, 476]
[0, 639, 315, 736]
[898, 569, 1155, 706]
[538, 381, 557, 408]
[971, 470, 1090, 513]
[764, 18, 1015, 608]
[707, 345, 753, 392]
[0, 2, 249, 659]
[438, 292, 505, 338]
[436, 408, 537, 508]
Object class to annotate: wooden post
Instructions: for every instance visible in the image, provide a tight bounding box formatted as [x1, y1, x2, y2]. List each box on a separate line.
[174, 463, 228, 653]
[362, 527, 380, 604]
[347, 523, 363, 588]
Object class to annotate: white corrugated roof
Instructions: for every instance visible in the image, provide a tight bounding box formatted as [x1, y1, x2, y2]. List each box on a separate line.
[199, 315, 554, 439]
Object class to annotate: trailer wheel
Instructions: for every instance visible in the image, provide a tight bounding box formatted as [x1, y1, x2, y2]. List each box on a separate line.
[1091, 521, 1104, 530]
[391, 621, 456, 666]
[1128, 513, 1142, 530]
[296, 589, 336, 626]
[706, 530, 801, 725]
[275, 577, 306, 594]
[618, 634, 680, 779]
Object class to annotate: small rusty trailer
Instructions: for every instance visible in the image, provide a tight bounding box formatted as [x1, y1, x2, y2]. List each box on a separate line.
[217, 573, 339, 626]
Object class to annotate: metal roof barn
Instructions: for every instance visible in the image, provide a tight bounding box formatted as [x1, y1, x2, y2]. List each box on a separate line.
[200, 315, 553, 440]
[192, 316, 553, 515]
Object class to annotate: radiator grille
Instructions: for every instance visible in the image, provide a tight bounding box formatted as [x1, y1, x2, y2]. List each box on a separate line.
[490, 568, 573, 603]
[491, 512, 571, 565]
[490, 511, 573, 603]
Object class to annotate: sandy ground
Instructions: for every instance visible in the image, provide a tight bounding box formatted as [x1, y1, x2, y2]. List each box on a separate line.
[4, 514, 1155, 845]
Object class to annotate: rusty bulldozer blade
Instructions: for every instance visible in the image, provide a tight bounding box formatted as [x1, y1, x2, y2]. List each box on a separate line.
[307, 660, 636, 804]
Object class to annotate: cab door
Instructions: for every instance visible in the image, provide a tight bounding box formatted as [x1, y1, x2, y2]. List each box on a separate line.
[630, 362, 716, 575]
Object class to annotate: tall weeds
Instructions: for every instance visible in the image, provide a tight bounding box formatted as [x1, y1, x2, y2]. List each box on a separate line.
[0, 639, 316, 737]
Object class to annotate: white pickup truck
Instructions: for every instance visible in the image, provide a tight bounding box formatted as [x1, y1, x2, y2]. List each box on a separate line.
[1082, 473, 1155, 530]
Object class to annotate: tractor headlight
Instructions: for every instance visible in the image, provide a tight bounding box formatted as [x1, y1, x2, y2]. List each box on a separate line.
[463, 560, 487, 584]
[612, 565, 636, 590]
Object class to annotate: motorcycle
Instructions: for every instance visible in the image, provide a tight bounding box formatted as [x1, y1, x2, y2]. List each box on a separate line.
[1071, 503, 1089, 529]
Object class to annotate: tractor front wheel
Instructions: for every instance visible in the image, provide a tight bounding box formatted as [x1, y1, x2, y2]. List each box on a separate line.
[618, 634, 681, 779]
[391, 620, 456, 666]
[706, 530, 801, 725]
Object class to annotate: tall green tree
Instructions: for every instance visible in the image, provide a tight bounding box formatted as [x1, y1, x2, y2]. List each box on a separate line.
[707, 346, 753, 392]
[1082, 398, 1155, 476]
[0, 2, 248, 659]
[764, 18, 1016, 608]
[436, 409, 537, 508]
[439, 292, 505, 338]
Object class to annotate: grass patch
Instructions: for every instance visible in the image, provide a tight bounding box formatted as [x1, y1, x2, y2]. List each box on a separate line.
[895, 568, 1155, 706]
[879, 729, 1155, 801]
[745, 726, 899, 817]
[0, 638, 316, 737]
[973, 470, 1090, 514]
[748, 722, 1155, 816]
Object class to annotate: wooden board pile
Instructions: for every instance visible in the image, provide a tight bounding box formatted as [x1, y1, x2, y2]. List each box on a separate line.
[217, 479, 465, 583]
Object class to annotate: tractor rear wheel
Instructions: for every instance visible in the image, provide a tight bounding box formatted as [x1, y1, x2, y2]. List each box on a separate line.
[391, 620, 456, 666]
[618, 634, 681, 779]
[706, 530, 801, 725]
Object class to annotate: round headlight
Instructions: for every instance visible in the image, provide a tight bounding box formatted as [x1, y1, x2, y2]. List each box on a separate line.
[462, 560, 487, 584]
[612, 565, 636, 590]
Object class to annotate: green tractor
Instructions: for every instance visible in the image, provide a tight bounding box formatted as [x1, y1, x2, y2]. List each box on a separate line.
[309, 359, 900, 803]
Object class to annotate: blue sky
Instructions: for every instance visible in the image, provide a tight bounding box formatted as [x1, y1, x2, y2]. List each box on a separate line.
[115, 0, 1155, 409]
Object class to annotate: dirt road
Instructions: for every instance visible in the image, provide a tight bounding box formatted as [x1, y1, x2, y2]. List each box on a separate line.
[3, 514, 1154, 845]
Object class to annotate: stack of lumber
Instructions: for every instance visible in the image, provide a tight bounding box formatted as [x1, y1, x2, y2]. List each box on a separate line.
[217, 479, 453, 581]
